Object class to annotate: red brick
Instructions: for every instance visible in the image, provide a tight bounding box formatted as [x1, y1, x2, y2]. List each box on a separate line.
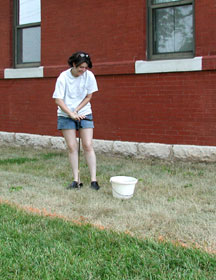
[0, 1, 216, 146]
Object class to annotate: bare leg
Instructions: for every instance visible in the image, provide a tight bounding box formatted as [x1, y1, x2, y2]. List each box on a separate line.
[80, 128, 97, 182]
[62, 129, 78, 181]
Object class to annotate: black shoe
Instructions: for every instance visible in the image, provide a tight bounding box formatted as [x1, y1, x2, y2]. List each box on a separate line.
[66, 181, 79, 189]
[90, 181, 100, 191]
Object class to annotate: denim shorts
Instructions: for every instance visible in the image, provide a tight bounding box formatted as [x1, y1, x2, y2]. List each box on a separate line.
[57, 114, 94, 130]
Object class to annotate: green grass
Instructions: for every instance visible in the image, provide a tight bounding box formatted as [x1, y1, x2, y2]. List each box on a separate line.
[0, 203, 215, 280]
[0, 157, 38, 165]
[0, 146, 216, 279]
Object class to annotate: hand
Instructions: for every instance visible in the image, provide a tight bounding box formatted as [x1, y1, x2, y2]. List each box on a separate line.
[70, 111, 86, 121]
[69, 111, 79, 120]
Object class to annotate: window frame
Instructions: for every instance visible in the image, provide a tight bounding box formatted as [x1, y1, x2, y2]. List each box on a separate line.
[13, 0, 41, 68]
[147, 0, 195, 61]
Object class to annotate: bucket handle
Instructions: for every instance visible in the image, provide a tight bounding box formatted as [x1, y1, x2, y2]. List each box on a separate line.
[112, 188, 133, 199]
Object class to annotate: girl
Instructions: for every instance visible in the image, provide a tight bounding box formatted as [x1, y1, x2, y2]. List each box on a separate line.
[52, 51, 100, 190]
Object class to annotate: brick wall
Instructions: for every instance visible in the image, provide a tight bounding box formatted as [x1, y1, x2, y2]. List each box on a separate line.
[1, 70, 216, 146]
[195, 0, 216, 56]
[0, 0, 216, 146]
[94, 71, 216, 145]
[0, 0, 13, 69]
[0, 78, 57, 136]
[41, 0, 146, 67]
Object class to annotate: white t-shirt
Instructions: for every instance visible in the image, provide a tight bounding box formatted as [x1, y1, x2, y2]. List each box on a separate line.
[52, 68, 98, 117]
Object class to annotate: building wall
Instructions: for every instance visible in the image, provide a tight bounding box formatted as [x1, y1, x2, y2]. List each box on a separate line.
[0, 0, 216, 146]
[41, 0, 146, 67]
[0, 1, 12, 70]
[195, 0, 216, 57]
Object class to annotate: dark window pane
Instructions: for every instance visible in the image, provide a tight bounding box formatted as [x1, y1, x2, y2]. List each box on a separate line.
[17, 26, 41, 63]
[153, 5, 193, 54]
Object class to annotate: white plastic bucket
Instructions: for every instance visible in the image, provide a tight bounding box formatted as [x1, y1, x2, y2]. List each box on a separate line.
[110, 176, 138, 199]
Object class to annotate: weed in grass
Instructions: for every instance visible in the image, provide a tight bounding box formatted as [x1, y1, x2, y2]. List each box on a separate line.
[0, 157, 38, 165]
[198, 170, 204, 176]
[40, 152, 65, 160]
[183, 183, 193, 188]
[9, 186, 23, 192]
[167, 197, 176, 202]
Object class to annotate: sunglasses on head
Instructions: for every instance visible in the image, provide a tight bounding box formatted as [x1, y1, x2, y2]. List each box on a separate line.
[78, 53, 89, 58]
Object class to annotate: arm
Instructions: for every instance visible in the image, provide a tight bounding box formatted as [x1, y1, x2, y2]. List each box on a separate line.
[55, 94, 92, 120]
[74, 94, 92, 114]
[54, 98, 80, 120]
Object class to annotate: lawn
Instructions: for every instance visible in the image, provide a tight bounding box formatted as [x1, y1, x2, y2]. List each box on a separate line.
[0, 203, 215, 280]
[0, 145, 216, 279]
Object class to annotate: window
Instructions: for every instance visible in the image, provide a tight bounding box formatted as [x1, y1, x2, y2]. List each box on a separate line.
[147, 0, 194, 60]
[14, 0, 41, 67]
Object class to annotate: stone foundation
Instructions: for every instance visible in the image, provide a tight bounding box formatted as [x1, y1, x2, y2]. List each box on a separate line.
[1, 131, 216, 162]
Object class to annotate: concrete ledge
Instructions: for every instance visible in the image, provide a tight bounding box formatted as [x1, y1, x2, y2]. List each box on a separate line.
[138, 143, 172, 160]
[135, 57, 202, 74]
[93, 139, 113, 154]
[4, 67, 44, 79]
[50, 136, 66, 150]
[173, 145, 216, 162]
[0, 131, 15, 144]
[1, 131, 216, 162]
[113, 141, 138, 157]
[15, 133, 51, 149]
